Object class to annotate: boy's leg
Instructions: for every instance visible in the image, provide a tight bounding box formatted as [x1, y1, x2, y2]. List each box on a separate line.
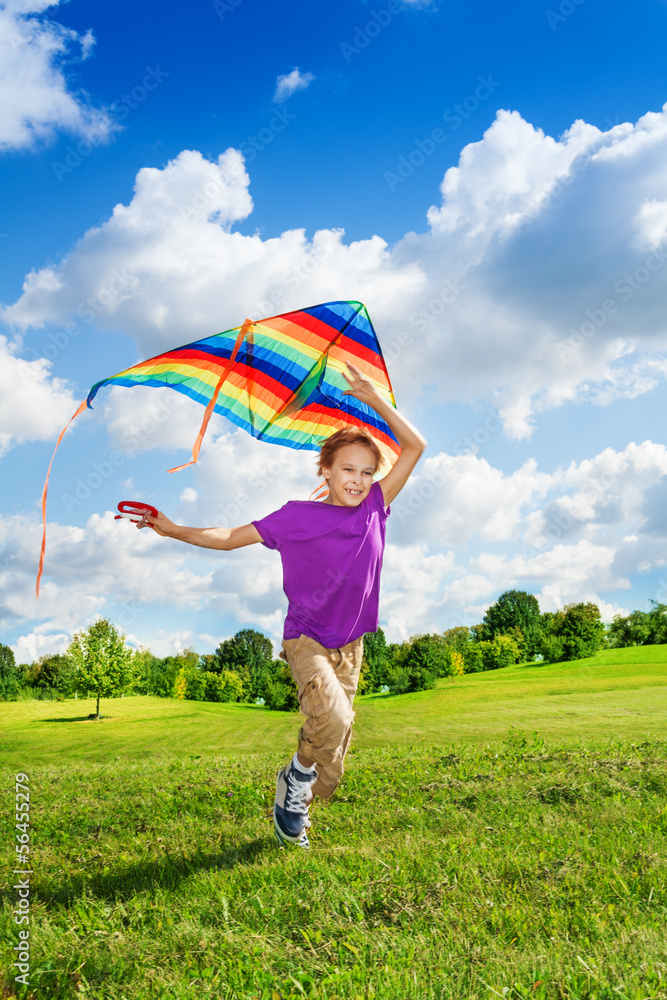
[308, 636, 363, 799]
[280, 635, 358, 798]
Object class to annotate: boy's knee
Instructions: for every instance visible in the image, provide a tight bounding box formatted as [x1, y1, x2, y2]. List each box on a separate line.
[299, 700, 354, 760]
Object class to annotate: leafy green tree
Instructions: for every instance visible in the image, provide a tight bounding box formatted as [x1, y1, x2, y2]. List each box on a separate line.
[0, 644, 21, 700]
[68, 619, 134, 718]
[463, 642, 485, 674]
[387, 634, 447, 693]
[540, 634, 565, 664]
[28, 653, 77, 697]
[462, 635, 520, 672]
[540, 603, 605, 661]
[608, 601, 667, 647]
[214, 628, 274, 701]
[263, 660, 299, 712]
[442, 627, 471, 654]
[481, 590, 542, 658]
[485, 634, 520, 670]
[131, 648, 160, 695]
[359, 628, 391, 693]
[204, 669, 244, 703]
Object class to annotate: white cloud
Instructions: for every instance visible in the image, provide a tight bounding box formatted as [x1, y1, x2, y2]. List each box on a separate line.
[634, 199, 667, 250]
[0, 0, 114, 150]
[272, 68, 315, 105]
[5, 106, 667, 437]
[381, 543, 456, 638]
[11, 629, 69, 664]
[3, 437, 667, 651]
[0, 335, 78, 455]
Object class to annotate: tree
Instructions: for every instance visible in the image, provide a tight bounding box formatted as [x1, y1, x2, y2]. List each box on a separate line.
[481, 590, 542, 659]
[263, 660, 299, 712]
[485, 634, 520, 670]
[0, 644, 21, 701]
[442, 627, 471, 654]
[540, 603, 605, 661]
[28, 653, 76, 697]
[214, 628, 274, 701]
[68, 619, 134, 718]
[608, 601, 667, 647]
[359, 628, 391, 693]
[386, 634, 449, 693]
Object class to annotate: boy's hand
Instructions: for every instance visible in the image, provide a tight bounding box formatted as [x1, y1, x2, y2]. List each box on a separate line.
[143, 510, 176, 537]
[342, 361, 383, 406]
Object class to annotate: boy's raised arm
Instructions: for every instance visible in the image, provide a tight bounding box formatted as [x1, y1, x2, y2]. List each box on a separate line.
[144, 511, 262, 550]
[342, 361, 427, 506]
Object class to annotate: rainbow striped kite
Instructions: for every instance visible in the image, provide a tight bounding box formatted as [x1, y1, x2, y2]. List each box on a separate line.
[37, 300, 400, 595]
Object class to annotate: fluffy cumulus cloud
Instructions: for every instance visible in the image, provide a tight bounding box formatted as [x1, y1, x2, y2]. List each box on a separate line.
[3, 435, 664, 657]
[4, 105, 667, 435]
[1, 507, 278, 654]
[5, 104, 667, 652]
[272, 68, 315, 104]
[0, 335, 78, 455]
[0, 0, 115, 150]
[365, 439, 667, 634]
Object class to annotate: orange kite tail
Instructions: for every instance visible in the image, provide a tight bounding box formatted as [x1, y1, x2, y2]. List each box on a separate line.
[36, 399, 88, 598]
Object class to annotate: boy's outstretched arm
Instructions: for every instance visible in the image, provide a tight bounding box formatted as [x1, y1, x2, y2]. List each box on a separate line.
[143, 512, 262, 550]
[342, 361, 427, 506]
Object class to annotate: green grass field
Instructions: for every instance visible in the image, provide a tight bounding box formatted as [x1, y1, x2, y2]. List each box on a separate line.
[1, 645, 666, 768]
[1, 647, 666, 999]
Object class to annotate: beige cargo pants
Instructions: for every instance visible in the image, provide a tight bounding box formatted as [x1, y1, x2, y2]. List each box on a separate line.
[280, 633, 364, 800]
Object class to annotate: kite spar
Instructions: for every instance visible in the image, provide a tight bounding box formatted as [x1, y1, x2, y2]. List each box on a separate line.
[36, 300, 400, 596]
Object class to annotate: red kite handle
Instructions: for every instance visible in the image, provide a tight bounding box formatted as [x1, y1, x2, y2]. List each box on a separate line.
[115, 500, 159, 526]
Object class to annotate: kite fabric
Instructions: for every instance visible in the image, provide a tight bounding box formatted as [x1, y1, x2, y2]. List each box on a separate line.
[37, 300, 400, 596]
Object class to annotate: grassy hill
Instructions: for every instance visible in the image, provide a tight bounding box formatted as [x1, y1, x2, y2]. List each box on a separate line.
[1, 647, 666, 999]
[1, 645, 666, 768]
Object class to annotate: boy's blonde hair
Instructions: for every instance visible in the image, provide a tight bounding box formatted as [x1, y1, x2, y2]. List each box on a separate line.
[317, 427, 382, 477]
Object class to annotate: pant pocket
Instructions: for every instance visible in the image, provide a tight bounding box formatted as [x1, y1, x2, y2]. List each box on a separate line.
[298, 673, 329, 718]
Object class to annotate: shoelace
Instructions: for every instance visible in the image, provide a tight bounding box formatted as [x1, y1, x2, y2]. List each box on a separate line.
[284, 768, 315, 815]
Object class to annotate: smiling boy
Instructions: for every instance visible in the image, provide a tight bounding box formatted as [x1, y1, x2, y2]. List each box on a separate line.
[146, 361, 426, 847]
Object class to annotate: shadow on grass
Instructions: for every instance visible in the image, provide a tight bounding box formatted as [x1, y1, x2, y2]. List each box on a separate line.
[39, 837, 270, 908]
[41, 716, 109, 723]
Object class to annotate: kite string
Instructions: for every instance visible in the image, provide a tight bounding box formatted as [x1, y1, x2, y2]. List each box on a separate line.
[167, 319, 251, 474]
[36, 398, 89, 598]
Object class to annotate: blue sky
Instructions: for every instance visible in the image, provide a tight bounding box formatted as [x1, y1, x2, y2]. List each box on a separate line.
[2, 0, 667, 662]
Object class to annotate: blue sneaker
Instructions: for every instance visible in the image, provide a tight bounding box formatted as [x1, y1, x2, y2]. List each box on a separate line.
[274, 762, 315, 848]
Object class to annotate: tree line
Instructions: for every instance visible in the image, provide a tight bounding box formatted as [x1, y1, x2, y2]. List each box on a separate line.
[1, 591, 665, 711]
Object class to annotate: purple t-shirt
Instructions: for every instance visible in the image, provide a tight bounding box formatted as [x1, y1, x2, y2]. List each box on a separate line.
[252, 480, 390, 649]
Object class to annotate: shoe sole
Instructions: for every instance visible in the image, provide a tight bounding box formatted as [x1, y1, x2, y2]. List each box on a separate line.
[273, 811, 310, 848]
[274, 767, 311, 848]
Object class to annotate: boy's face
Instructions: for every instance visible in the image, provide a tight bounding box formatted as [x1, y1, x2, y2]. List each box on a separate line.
[323, 443, 377, 507]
